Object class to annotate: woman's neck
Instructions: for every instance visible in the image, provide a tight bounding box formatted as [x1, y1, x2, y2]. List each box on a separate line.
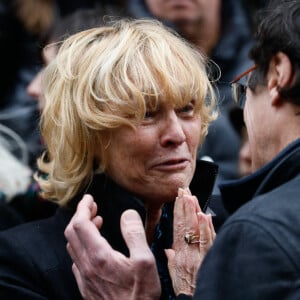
[144, 205, 163, 244]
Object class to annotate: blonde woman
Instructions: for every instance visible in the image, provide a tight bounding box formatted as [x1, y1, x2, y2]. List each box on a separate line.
[0, 19, 220, 299]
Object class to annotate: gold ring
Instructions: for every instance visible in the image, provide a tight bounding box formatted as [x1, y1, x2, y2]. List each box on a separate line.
[184, 232, 200, 244]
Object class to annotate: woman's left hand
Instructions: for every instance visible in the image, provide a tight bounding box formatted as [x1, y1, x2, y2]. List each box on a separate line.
[165, 188, 216, 296]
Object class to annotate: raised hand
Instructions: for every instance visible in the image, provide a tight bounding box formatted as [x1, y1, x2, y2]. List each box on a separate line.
[165, 188, 216, 296]
[64, 194, 161, 300]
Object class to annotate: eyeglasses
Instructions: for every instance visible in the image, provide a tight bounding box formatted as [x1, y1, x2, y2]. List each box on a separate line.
[231, 65, 257, 108]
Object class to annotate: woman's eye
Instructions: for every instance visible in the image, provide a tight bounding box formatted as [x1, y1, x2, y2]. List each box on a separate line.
[178, 101, 195, 115]
[144, 110, 156, 119]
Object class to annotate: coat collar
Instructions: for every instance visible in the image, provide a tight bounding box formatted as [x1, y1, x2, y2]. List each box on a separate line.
[71, 158, 218, 213]
[66, 159, 218, 252]
[219, 138, 300, 214]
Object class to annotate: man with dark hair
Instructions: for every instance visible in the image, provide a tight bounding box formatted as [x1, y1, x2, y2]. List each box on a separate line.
[65, 1, 300, 299]
[190, 2, 300, 298]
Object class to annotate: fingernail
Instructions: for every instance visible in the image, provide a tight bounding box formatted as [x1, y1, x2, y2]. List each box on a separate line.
[178, 188, 184, 197]
[122, 209, 139, 224]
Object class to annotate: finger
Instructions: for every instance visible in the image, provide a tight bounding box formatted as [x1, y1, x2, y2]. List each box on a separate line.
[120, 209, 152, 259]
[65, 194, 103, 248]
[164, 249, 176, 281]
[65, 194, 96, 239]
[191, 195, 201, 214]
[185, 187, 192, 195]
[173, 194, 199, 249]
[173, 192, 186, 245]
[66, 242, 89, 269]
[65, 195, 113, 272]
[64, 195, 97, 262]
[92, 216, 103, 229]
[77, 194, 97, 219]
[66, 242, 75, 262]
[67, 241, 96, 289]
[72, 263, 86, 298]
[198, 213, 214, 253]
[182, 188, 201, 214]
[177, 187, 185, 197]
[164, 248, 175, 264]
[183, 196, 200, 240]
[207, 214, 216, 241]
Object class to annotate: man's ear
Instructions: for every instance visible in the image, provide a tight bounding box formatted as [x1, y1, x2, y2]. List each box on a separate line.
[267, 52, 293, 105]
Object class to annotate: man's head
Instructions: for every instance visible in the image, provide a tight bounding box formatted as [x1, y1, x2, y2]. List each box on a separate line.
[233, 1, 300, 171]
[142, 0, 222, 54]
[249, 0, 300, 103]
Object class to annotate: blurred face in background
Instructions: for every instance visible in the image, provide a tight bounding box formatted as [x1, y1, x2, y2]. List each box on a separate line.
[145, 0, 221, 25]
[239, 127, 252, 177]
[27, 44, 57, 112]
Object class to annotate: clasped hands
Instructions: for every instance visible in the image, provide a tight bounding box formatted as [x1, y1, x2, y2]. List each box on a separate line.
[64, 188, 215, 299]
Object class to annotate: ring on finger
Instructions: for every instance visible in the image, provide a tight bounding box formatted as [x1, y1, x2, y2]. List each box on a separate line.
[184, 232, 200, 244]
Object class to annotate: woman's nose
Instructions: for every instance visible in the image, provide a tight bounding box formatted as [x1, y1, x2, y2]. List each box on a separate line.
[160, 112, 186, 147]
[27, 72, 42, 100]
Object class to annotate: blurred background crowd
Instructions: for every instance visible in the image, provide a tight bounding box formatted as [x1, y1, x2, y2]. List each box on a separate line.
[0, 0, 269, 229]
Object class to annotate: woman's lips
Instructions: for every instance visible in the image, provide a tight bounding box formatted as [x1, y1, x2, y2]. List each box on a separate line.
[152, 158, 190, 171]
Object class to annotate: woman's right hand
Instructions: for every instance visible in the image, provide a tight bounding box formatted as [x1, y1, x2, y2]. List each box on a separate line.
[165, 188, 216, 296]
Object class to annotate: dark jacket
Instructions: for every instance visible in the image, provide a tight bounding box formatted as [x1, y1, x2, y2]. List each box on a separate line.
[183, 138, 300, 300]
[0, 198, 23, 231]
[0, 160, 225, 300]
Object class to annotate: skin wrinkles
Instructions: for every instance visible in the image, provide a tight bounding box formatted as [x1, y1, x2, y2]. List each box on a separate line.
[104, 100, 202, 208]
[244, 84, 274, 171]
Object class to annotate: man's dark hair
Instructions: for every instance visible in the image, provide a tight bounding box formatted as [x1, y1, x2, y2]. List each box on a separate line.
[249, 0, 300, 103]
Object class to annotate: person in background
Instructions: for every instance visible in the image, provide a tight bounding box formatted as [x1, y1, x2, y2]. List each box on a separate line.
[0, 124, 31, 230]
[126, 0, 254, 191]
[55, 0, 127, 17]
[64, 1, 300, 299]
[27, 5, 129, 112]
[241, 0, 270, 32]
[228, 106, 252, 177]
[0, 0, 56, 168]
[0, 19, 221, 299]
[0, 0, 127, 169]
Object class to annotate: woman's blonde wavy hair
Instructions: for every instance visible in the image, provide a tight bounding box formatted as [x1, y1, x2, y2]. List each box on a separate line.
[35, 18, 217, 206]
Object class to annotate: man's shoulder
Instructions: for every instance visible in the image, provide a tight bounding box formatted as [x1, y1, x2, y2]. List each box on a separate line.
[0, 207, 72, 269]
[0, 207, 77, 299]
[0, 205, 71, 239]
[233, 174, 300, 219]
[218, 179, 300, 270]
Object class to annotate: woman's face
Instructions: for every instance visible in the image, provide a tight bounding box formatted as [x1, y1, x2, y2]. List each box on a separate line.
[104, 100, 202, 208]
[145, 0, 220, 25]
[27, 44, 57, 112]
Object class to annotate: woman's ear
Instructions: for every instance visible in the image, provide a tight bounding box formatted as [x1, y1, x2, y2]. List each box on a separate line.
[267, 52, 293, 105]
